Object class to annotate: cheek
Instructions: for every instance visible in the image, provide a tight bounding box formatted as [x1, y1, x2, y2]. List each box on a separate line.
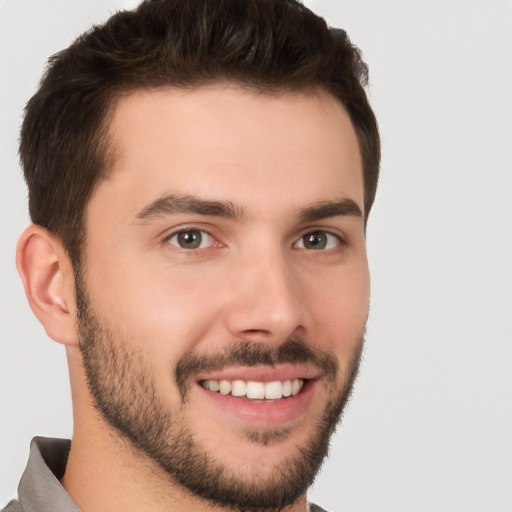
[305, 263, 369, 356]
[85, 253, 227, 356]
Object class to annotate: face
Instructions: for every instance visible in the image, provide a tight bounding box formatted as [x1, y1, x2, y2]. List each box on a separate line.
[78, 85, 369, 509]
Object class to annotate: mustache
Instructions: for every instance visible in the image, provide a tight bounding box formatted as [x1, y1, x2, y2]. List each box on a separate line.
[175, 338, 339, 400]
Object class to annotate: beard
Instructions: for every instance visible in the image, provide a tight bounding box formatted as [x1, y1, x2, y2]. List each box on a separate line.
[76, 278, 364, 511]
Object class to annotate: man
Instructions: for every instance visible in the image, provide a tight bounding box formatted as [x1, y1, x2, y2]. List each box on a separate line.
[3, 0, 379, 511]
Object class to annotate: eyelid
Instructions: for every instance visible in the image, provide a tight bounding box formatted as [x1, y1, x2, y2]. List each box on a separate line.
[293, 228, 345, 250]
[163, 226, 220, 251]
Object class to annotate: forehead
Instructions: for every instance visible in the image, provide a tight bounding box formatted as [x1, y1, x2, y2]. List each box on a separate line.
[94, 84, 363, 221]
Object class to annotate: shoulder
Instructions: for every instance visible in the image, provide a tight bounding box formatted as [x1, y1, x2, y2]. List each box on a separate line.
[309, 503, 331, 512]
[1, 500, 23, 512]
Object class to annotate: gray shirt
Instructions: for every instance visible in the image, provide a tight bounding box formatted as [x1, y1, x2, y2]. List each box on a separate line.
[2, 437, 330, 512]
[2, 437, 79, 512]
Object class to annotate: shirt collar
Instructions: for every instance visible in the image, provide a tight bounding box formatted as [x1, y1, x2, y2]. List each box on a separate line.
[18, 437, 80, 512]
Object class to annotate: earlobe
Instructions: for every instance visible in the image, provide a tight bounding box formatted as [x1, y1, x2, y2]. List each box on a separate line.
[16, 225, 79, 346]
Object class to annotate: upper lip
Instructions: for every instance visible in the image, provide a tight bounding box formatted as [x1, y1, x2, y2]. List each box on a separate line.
[195, 363, 322, 384]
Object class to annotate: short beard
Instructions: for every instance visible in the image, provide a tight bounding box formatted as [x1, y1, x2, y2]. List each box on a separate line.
[76, 277, 364, 511]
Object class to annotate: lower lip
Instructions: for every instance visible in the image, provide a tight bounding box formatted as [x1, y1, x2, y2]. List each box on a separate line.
[197, 380, 317, 426]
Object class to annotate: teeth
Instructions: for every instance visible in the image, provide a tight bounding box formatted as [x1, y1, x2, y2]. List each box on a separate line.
[201, 378, 305, 400]
[246, 381, 265, 399]
[219, 380, 231, 395]
[265, 381, 283, 400]
[231, 380, 246, 397]
[209, 380, 220, 392]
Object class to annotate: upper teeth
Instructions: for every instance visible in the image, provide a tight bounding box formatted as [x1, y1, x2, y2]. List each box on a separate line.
[201, 379, 304, 400]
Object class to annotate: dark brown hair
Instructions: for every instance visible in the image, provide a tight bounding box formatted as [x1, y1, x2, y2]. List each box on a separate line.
[20, 0, 380, 265]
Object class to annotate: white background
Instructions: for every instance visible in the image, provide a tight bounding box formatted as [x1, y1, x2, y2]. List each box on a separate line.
[1, 1, 511, 511]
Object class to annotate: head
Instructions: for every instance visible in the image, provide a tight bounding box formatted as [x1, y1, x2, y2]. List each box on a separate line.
[17, 1, 380, 510]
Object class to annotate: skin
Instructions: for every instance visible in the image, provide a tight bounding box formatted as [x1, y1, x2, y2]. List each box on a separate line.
[17, 85, 369, 512]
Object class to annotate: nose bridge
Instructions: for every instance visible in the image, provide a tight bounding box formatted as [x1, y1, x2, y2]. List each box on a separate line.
[224, 241, 304, 341]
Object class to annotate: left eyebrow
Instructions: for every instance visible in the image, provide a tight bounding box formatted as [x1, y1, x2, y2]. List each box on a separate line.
[298, 198, 363, 222]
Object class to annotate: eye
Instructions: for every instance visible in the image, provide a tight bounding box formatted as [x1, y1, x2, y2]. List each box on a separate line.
[167, 229, 214, 250]
[295, 230, 341, 250]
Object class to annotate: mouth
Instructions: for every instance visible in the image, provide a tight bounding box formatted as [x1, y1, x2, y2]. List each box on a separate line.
[194, 365, 320, 426]
[200, 378, 305, 400]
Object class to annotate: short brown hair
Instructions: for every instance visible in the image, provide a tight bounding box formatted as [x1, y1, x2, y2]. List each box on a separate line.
[20, 0, 380, 265]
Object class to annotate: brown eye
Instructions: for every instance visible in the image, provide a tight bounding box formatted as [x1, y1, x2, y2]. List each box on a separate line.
[168, 230, 213, 249]
[296, 231, 340, 250]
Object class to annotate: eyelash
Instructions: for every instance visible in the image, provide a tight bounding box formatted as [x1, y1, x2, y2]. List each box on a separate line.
[163, 227, 345, 253]
[164, 228, 219, 252]
[294, 230, 344, 251]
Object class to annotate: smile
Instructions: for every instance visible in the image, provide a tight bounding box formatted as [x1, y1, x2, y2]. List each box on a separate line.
[200, 379, 304, 400]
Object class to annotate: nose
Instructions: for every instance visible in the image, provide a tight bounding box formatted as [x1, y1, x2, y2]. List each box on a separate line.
[223, 248, 305, 345]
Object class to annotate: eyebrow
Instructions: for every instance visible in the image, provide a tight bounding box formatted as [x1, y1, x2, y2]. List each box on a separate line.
[298, 198, 363, 222]
[135, 194, 363, 224]
[135, 194, 246, 222]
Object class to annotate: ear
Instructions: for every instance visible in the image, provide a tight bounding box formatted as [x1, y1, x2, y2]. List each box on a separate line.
[16, 225, 79, 346]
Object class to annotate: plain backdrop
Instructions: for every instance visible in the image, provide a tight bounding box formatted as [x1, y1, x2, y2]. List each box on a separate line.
[1, 1, 511, 511]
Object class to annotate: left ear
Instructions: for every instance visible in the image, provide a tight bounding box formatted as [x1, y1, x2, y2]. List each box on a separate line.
[16, 224, 79, 346]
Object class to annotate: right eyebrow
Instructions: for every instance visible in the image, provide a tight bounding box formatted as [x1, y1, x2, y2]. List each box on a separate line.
[134, 194, 247, 222]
